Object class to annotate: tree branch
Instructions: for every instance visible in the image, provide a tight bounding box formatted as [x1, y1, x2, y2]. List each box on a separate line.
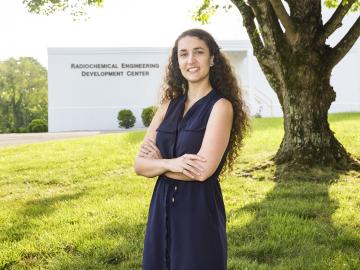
[231, 0, 273, 67]
[231, 0, 285, 97]
[246, 0, 288, 51]
[319, 0, 357, 44]
[268, 0, 298, 44]
[327, 15, 360, 68]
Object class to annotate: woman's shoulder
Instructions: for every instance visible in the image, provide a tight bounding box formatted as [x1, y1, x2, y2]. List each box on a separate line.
[212, 96, 233, 116]
[212, 90, 232, 106]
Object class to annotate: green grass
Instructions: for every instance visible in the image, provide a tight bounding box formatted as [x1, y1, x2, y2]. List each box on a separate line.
[0, 112, 359, 270]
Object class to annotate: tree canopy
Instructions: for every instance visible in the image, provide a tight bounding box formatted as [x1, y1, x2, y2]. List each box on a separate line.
[0, 57, 48, 133]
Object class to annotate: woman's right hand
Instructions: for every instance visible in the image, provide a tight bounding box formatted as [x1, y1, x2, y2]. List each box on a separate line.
[166, 154, 207, 179]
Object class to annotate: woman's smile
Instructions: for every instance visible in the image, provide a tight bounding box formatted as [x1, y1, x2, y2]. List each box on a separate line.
[187, 67, 200, 73]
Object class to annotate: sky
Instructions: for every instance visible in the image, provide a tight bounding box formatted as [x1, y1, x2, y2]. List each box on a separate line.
[0, 0, 247, 67]
[1, 0, 358, 68]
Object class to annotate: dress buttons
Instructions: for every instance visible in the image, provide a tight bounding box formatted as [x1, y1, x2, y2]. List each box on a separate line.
[174, 186, 177, 191]
[172, 197, 175, 203]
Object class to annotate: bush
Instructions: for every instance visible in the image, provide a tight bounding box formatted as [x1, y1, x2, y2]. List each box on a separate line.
[254, 112, 262, 118]
[18, 127, 28, 133]
[28, 119, 48, 132]
[117, 109, 136, 129]
[141, 106, 157, 127]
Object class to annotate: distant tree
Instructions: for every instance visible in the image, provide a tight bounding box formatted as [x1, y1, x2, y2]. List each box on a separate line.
[0, 57, 47, 133]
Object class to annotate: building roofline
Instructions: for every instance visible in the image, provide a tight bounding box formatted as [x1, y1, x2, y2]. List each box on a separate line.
[48, 40, 251, 55]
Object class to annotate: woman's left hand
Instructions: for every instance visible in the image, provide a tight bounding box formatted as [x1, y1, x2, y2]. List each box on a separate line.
[137, 137, 163, 159]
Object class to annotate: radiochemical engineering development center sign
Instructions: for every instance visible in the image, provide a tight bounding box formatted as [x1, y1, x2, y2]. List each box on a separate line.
[71, 63, 160, 77]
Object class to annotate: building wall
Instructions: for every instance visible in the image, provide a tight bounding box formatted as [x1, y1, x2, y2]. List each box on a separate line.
[48, 48, 170, 131]
[330, 48, 360, 113]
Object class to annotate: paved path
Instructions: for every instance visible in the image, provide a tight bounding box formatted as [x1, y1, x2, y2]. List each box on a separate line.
[0, 128, 146, 147]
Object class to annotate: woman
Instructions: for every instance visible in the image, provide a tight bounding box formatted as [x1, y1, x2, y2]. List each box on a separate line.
[134, 28, 251, 270]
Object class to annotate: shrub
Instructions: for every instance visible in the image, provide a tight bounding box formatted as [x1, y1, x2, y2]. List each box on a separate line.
[28, 119, 48, 132]
[141, 106, 157, 127]
[117, 109, 136, 129]
[254, 112, 262, 118]
[18, 127, 28, 133]
[254, 106, 263, 118]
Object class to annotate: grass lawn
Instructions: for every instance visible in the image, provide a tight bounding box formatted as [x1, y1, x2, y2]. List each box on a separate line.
[0, 112, 359, 270]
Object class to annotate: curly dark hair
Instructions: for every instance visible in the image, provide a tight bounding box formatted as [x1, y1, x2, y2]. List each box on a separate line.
[159, 28, 252, 181]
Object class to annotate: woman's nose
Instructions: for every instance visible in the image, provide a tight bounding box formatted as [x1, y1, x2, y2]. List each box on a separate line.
[187, 53, 196, 64]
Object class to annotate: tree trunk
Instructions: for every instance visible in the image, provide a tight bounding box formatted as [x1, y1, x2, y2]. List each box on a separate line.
[11, 89, 23, 132]
[273, 83, 353, 170]
[11, 88, 18, 132]
[270, 49, 355, 170]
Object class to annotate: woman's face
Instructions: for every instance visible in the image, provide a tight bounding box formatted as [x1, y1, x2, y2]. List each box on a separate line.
[177, 36, 214, 85]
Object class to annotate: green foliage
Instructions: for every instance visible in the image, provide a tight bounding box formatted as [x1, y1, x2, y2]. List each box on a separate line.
[324, 0, 359, 11]
[0, 57, 48, 133]
[192, 0, 359, 25]
[191, 0, 232, 25]
[20, 0, 359, 22]
[141, 106, 157, 127]
[117, 109, 136, 129]
[28, 118, 48, 132]
[22, 0, 104, 19]
[254, 112, 262, 118]
[18, 127, 28, 133]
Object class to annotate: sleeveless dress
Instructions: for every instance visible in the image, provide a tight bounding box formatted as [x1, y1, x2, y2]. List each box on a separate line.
[142, 88, 230, 270]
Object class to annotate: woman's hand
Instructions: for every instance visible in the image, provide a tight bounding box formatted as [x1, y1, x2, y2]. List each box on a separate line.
[166, 154, 206, 179]
[137, 137, 163, 159]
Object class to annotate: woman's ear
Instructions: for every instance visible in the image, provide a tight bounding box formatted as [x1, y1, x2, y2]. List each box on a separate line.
[210, 56, 214, 66]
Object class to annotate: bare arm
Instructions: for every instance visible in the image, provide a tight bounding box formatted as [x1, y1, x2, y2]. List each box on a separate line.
[195, 98, 234, 182]
[134, 157, 169, 178]
[134, 100, 170, 178]
[133, 100, 206, 180]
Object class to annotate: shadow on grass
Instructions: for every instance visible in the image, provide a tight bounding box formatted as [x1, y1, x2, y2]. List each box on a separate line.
[227, 175, 360, 269]
[46, 175, 360, 270]
[42, 221, 146, 270]
[2, 192, 85, 243]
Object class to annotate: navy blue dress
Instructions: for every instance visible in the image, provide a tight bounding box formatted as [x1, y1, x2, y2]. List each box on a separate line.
[142, 88, 229, 270]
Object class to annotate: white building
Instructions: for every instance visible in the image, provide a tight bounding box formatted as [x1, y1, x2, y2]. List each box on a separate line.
[48, 39, 360, 132]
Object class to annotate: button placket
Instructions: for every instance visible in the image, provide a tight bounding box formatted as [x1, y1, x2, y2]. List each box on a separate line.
[171, 185, 178, 204]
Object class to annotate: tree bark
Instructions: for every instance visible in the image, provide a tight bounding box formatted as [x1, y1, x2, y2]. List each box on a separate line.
[272, 61, 353, 169]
